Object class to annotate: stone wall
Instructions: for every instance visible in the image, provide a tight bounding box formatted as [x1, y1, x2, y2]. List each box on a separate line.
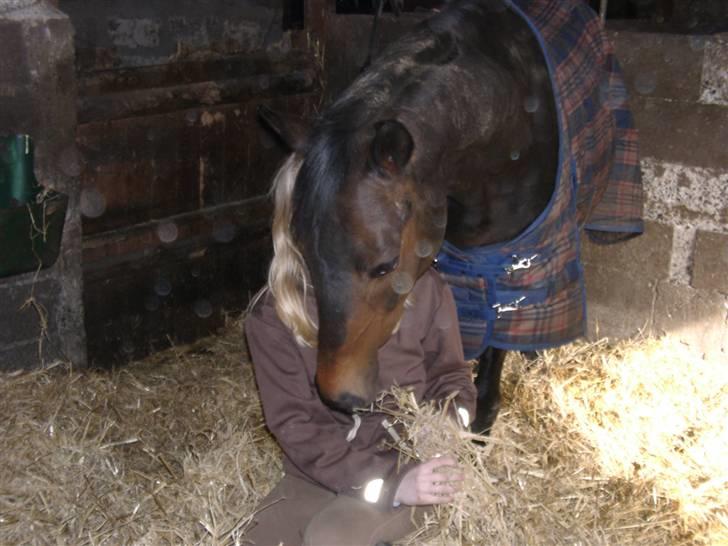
[0, 0, 86, 369]
[582, 29, 728, 360]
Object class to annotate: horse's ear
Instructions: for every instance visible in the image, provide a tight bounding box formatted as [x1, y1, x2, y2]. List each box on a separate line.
[371, 120, 414, 176]
[256, 105, 309, 153]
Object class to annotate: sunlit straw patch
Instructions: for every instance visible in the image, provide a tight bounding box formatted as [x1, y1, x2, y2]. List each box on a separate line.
[385, 337, 727, 545]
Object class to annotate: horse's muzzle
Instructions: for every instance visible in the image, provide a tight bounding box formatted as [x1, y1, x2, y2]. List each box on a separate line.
[319, 390, 369, 413]
[315, 371, 375, 413]
[315, 346, 380, 412]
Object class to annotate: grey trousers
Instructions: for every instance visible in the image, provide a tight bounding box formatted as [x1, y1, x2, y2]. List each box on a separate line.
[243, 474, 424, 546]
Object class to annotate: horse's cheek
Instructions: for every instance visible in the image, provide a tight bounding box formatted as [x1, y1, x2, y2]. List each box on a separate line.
[383, 289, 401, 312]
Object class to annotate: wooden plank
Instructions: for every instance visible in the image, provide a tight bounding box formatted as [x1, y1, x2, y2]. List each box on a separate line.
[199, 105, 227, 208]
[221, 94, 320, 200]
[83, 195, 271, 276]
[78, 68, 316, 123]
[73, 15, 325, 366]
[78, 112, 201, 234]
[78, 50, 314, 96]
[78, 94, 317, 236]
[62, 0, 288, 73]
[84, 235, 271, 366]
[82, 195, 272, 366]
[306, 0, 336, 37]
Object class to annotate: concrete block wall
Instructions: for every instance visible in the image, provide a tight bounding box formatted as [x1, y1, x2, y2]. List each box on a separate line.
[583, 28, 728, 360]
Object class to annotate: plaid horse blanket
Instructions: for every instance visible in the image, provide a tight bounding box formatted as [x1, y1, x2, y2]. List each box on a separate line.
[436, 0, 643, 358]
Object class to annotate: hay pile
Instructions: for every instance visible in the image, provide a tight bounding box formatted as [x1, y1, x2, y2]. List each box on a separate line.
[0, 323, 281, 545]
[0, 321, 726, 545]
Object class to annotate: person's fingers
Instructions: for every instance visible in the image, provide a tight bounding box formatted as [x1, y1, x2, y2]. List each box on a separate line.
[418, 491, 457, 505]
[422, 474, 463, 492]
[422, 482, 459, 496]
[427, 455, 457, 468]
[423, 460, 462, 475]
[416, 473, 463, 498]
[429, 470, 464, 483]
[421, 456, 458, 475]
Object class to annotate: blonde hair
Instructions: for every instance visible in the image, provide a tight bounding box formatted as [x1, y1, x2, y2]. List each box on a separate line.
[266, 154, 318, 347]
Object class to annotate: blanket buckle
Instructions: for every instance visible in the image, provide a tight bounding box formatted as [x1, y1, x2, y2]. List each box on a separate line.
[492, 296, 527, 318]
[505, 254, 538, 274]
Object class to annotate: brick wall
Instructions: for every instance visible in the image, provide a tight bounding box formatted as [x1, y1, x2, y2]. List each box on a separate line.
[582, 29, 728, 360]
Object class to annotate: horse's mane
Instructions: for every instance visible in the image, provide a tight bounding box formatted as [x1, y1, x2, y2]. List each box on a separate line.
[292, 116, 354, 263]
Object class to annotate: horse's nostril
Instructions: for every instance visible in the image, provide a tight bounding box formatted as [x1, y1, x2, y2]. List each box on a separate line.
[338, 392, 368, 410]
[319, 391, 368, 413]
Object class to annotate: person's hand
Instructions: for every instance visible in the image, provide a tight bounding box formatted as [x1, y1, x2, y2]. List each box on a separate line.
[393, 455, 464, 506]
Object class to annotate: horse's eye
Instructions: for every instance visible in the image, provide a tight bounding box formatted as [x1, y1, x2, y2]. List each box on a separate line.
[369, 257, 399, 278]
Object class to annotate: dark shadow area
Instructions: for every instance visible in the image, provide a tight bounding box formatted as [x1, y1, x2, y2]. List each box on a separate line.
[336, 0, 444, 14]
[284, 0, 305, 30]
[587, 0, 727, 33]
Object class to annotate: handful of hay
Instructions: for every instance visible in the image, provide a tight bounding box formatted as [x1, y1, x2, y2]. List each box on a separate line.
[376, 388, 517, 545]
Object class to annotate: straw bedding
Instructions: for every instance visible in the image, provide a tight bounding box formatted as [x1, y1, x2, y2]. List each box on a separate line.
[0, 319, 725, 545]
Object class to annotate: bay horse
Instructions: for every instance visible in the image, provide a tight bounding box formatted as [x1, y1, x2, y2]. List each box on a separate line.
[258, 0, 642, 433]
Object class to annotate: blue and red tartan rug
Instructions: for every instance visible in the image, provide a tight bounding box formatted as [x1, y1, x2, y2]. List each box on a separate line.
[437, 0, 644, 358]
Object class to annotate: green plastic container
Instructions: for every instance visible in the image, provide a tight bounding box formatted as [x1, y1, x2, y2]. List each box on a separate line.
[0, 134, 68, 278]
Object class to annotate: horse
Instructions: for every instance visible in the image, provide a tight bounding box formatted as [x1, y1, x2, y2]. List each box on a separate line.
[257, 0, 642, 433]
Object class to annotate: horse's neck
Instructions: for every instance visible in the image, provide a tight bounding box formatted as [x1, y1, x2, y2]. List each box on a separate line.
[443, 116, 558, 248]
[438, 4, 559, 249]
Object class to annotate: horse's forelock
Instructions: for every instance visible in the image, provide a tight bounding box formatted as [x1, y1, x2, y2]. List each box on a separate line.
[293, 122, 356, 253]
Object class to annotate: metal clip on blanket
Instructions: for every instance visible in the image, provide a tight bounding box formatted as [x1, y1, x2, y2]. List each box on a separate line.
[505, 254, 538, 274]
[492, 296, 527, 318]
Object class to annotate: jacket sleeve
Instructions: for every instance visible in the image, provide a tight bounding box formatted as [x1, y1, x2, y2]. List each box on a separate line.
[244, 303, 413, 510]
[421, 274, 477, 427]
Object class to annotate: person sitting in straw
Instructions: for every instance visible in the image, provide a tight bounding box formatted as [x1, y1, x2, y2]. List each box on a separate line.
[243, 159, 476, 546]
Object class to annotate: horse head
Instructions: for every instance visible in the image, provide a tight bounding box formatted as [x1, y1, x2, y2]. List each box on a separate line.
[259, 105, 447, 412]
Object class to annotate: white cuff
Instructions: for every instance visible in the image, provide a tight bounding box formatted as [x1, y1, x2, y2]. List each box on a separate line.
[457, 406, 471, 428]
[363, 478, 384, 504]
